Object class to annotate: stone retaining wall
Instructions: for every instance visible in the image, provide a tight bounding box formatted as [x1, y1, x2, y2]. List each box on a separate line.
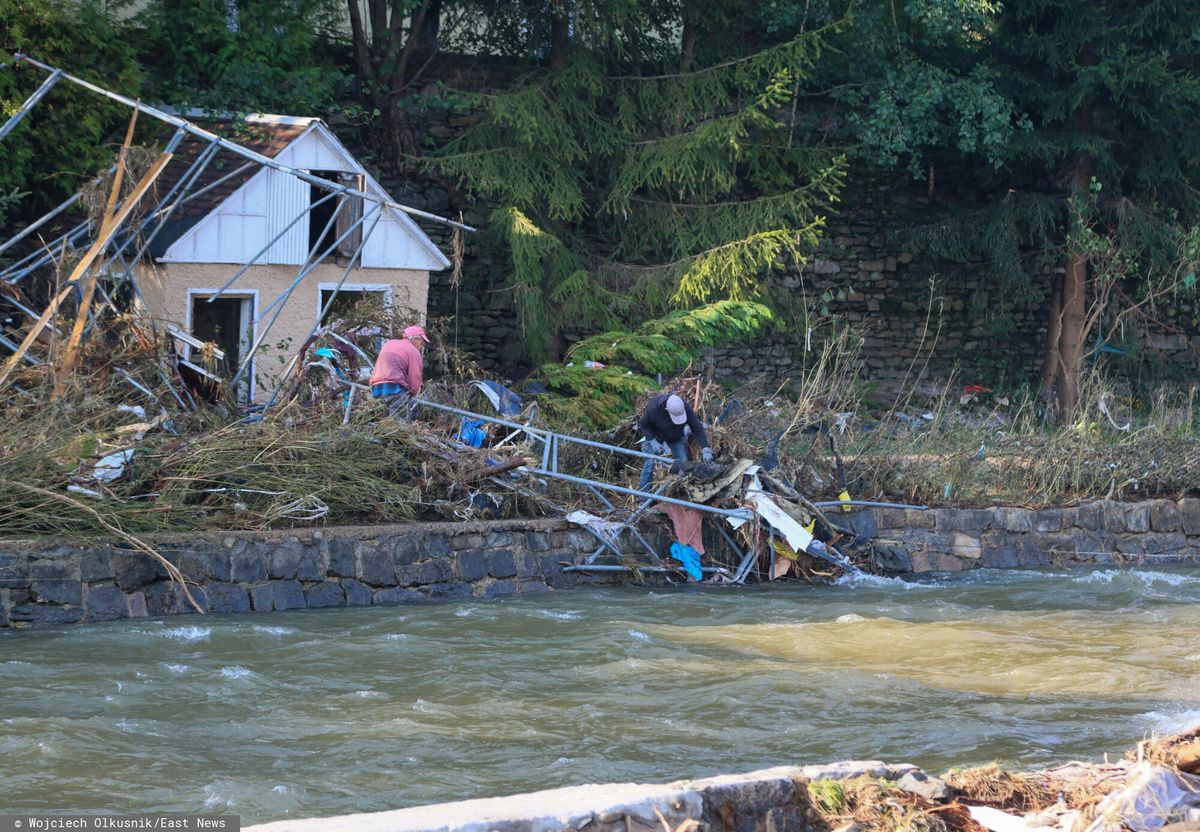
[0, 519, 618, 629]
[867, 498, 1200, 573]
[5, 500, 1199, 629]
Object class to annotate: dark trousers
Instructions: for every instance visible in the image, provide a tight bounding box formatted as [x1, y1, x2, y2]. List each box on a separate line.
[639, 436, 689, 490]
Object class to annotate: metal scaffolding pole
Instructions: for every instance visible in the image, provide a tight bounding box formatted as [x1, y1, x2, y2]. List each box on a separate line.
[122, 134, 220, 265]
[0, 68, 62, 141]
[0, 221, 91, 283]
[10, 54, 475, 233]
[205, 190, 339, 302]
[252, 199, 347, 324]
[0, 157, 257, 279]
[260, 205, 386, 412]
[0, 187, 84, 258]
[231, 204, 372, 386]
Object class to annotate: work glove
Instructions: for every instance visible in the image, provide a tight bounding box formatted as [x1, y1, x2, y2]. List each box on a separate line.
[701, 447, 714, 462]
[647, 439, 669, 455]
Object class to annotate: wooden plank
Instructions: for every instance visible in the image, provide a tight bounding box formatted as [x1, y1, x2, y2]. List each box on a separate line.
[0, 284, 75, 387]
[0, 151, 174, 391]
[51, 110, 142, 398]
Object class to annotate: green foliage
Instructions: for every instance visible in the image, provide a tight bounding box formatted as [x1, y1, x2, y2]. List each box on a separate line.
[848, 60, 1023, 177]
[568, 300, 774, 373]
[0, 0, 142, 221]
[536, 364, 658, 430]
[672, 227, 815, 305]
[134, 0, 347, 113]
[613, 160, 844, 261]
[538, 300, 773, 429]
[429, 21, 845, 363]
[809, 779, 847, 815]
[491, 206, 580, 363]
[0, 188, 25, 228]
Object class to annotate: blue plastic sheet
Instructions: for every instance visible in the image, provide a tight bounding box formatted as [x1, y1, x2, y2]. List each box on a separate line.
[459, 418, 487, 448]
[669, 541, 703, 581]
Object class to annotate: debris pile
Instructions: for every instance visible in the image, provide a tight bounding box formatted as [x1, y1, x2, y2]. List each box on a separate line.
[806, 728, 1200, 832]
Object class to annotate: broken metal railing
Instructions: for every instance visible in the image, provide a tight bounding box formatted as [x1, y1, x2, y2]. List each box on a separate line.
[412, 399, 759, 575]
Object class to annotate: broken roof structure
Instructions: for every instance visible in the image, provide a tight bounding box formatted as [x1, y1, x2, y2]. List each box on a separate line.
[0, 54, 472, 402]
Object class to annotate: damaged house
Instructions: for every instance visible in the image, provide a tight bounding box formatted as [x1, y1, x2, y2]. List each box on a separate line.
[138, 114, 450, 400]
[0, 54, 463, 405]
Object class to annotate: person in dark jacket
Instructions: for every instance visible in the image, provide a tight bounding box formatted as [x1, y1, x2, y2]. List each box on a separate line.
[638, 392, 714, 489]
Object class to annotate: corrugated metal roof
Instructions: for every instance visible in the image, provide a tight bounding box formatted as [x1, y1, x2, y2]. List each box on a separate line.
[145, 118, 313, 257]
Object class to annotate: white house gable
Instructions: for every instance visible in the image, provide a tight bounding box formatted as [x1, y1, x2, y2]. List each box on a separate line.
[161, 122, 449, 271]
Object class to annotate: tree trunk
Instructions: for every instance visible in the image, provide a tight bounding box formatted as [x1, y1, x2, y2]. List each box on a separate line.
[549, 0, 570, 69]
[1050, 41, 1096, 425]
[680, 18, 698, 72]
[410, 0, 441, 58]
[1056, 241, 1087, 422]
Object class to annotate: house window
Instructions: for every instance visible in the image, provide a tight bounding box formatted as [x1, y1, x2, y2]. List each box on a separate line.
[318, 285, 390, 326]
[308, 171, 365, 258]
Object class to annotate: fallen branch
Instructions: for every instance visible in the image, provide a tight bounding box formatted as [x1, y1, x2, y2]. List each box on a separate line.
[0, 479, 205, 614]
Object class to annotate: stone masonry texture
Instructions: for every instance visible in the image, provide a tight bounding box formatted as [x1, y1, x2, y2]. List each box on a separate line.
[3, 502, 1199, 629]
[0, 519, 603, 629]
[869, 498, 1200, 573]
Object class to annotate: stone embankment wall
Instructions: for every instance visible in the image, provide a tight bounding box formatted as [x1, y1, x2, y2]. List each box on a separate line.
[5, 499, 1200, 629]
[869, 498, 1200, 573]
[0, 519, 614, 629]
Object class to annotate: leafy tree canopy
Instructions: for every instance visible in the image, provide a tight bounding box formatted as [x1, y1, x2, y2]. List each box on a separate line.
[0, 0, 142, 218]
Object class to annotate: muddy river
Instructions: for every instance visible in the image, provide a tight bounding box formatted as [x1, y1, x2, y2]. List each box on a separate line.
[2, 566, 1198, 823]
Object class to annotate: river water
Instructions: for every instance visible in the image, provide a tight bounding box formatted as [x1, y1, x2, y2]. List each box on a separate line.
[2, 566, 1199, 823]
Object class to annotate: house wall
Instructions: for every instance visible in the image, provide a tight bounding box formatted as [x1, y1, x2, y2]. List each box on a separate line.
[137, 261, 429, 399]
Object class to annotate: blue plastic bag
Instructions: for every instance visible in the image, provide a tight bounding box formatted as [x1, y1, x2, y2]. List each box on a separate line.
[669, 542, 703, 581]
[459, 418, 486, 448]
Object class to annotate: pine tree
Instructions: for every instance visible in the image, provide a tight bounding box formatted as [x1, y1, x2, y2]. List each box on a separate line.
[427, 5, 846, 365]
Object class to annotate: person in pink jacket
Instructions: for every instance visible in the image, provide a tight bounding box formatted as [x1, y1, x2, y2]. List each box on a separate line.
[370, 325, 429, 420]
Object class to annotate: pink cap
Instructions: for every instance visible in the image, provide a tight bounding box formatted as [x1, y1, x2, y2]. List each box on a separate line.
[665, 394, 688, 425]
[404, 325, 430, 343]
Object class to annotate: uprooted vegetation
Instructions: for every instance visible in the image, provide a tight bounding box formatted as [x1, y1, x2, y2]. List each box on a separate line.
[4, 296, 1200, 548]
[802, 727, 1200, 832]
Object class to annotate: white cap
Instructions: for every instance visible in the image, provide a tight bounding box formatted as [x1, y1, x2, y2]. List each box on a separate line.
[665, 394, 688, 425]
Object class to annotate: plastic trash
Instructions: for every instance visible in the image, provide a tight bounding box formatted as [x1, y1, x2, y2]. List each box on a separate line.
[92, 449, 134, 482]
[1086, 763, 1200, 832]
[669, 541, 703, 581]
[459, 418, 487, 448]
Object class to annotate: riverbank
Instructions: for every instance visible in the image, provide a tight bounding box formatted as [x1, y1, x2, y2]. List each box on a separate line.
[244, 736, 1200, 832]
[4, 500, 1200, 628]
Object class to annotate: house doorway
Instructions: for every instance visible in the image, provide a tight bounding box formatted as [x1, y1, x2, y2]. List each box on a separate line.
[188, 291, 255, 400]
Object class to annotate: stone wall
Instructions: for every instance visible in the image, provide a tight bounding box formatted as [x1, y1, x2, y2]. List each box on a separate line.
[0, 519, 619, 629]
[703, 183, 1051, 386]
[6, 500, 1199, 629]
[866, 498, 1200, 573]
[356, 94, 1200, 385]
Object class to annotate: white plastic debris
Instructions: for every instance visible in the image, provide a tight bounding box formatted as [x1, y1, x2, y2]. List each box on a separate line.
[967, 805, 1065, 832]
[66, 485, 104, 499]
[92, 449, 134, 482]
[117, 404, 147, 419]
[566, 510, 624, 544]
[745, 476, 813, 553]
[1086, 763, 1200, 832]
